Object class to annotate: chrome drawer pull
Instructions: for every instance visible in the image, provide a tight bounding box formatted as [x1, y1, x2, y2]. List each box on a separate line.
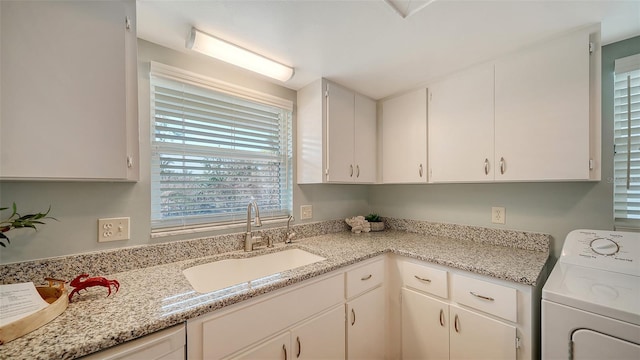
[350, 164, 354, 177]
[351, 308, 356, 326]
[296, 336, 301, 358]
[484, 158, 490, 175]
[499, 157, 506, 175]
[283, 344, 288, 360]
[361, 274, 372, 281]
[470, 291, 495, 301]
[454, 314, 460, 333]
[414, 275, 431, 283]
[439, 309, 445, 327]
[356, 165, 360, 178]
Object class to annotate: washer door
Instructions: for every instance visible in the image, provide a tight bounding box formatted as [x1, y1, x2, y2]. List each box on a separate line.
[572, 329, 640, 359]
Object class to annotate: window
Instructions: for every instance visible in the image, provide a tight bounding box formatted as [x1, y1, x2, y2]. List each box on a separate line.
[613, 53, 640, 231]
[150, 63, 293, 233]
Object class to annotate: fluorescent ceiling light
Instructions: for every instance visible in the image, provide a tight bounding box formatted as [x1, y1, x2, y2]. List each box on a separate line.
[186, 27, 294, 82]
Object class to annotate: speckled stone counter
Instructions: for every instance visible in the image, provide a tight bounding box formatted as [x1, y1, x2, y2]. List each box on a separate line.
[0, 220, 549, 360]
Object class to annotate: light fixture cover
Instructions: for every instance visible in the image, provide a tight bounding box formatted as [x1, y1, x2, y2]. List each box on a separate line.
[186, 27, 294, 82]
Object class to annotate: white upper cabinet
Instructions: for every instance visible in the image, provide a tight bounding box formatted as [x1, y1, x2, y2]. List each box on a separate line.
[428, 63, 495, 182]
[0, 0, 139, 181]
[427, 25, 600, 182]
[494, 26, 598, 181]
[381, 88, 428, 183]
[297, 79, 377, 184]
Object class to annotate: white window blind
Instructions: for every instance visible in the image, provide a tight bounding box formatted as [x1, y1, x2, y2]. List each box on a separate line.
[150, 64, 292, 231]
[613, 53, 640, 231]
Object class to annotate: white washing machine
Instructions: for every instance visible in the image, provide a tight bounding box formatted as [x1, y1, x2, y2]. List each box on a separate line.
[542, 229, 640, 359]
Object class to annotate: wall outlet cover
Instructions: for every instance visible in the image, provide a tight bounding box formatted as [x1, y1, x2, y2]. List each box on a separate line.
[491, 207, 506, 224]
[98, 217, 130, 242]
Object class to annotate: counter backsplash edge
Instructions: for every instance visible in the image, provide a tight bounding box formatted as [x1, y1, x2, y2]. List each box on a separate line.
[0, 217, 549, 284]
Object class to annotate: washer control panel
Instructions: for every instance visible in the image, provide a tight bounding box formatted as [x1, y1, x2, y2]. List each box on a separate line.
[560, 229, 639, 276]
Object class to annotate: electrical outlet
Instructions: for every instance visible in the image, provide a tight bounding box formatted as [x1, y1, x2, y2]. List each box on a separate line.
[491, 207, 506, 224]
[98, 217, 130, 242]
[300, 205, 313, 220]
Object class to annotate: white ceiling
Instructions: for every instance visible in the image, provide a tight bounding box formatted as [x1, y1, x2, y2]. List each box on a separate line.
[137, 0, 640, 100]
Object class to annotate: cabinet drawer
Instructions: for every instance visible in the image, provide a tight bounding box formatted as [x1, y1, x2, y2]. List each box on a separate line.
[346, 258, 384, 298]
[451, 274, 517, 322]
[197, 274, 344, 359]
[402, 261, 448, 298]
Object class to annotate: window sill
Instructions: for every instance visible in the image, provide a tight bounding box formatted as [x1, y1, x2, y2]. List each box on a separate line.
[150, 216, 290, 239]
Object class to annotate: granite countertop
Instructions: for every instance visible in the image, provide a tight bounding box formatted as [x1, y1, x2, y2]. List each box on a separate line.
[0, 229, 549, 360]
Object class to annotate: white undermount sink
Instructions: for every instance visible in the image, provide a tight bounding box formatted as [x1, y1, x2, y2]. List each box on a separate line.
[182, 249, 326, 293]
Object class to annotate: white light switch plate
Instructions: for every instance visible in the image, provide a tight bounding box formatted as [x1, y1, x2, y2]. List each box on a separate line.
[98, 217, 130, 242]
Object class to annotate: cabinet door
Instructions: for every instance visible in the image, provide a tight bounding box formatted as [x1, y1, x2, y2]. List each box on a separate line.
[1, 0, 137, 180]
[401, 288, 449, 360]
[381, 88, 428, 183]
[428, 63, 495, 182]
[347, 286, 385, 360]
[494, 29, 591, 181]
[449, 305, 516, 360]
[290, 306, 345, 359]
[233, 332, 290, 360]
[353, 94, 377, 183]
[326, 82, 355, 182]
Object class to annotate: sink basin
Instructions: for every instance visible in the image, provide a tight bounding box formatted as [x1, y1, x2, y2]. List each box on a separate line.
[183, 249, 326, 293]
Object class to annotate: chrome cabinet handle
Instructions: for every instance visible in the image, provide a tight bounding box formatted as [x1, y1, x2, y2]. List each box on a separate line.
[350, 164, 354, 177]
[351, 308, 356, 326]
[283, 344, 288, 360]
[499, 157, 506, 175]
[414, 275, 431, 283]
[439, 309, 445, 327]
[296, 336, 301, 358]
[419, 164, 424, 177]
[484, 158, 490, 175]
[470, 291, 495, 301]
[356, 165, 360, 178]
[361, 274, 372, 281]
[454, 314, 460, 333]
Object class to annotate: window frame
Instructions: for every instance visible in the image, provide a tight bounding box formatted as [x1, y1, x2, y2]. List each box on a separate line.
[613, 53, 640, 231]
[149, 62, 293, 236]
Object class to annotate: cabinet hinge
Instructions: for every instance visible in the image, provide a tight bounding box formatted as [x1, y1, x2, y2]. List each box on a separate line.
[325, 90, 329, 98]
[589, 42, 594, 54]
[515, 336, 521, 349]
[325, 168, 329, 176]
[127, 156, 134, 169]
[589, 159, 594, 170]
[125, 16, 132, 31]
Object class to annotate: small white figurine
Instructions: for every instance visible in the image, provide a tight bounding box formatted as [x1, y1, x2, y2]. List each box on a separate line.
[345, 216, 371, 234]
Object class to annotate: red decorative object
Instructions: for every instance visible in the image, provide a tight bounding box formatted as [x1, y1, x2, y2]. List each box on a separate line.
[68, 274, 120, 302]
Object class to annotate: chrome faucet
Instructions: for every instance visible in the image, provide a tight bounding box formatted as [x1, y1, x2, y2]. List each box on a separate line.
[285, 215, 296, 244]
[245, 201, 264, 251]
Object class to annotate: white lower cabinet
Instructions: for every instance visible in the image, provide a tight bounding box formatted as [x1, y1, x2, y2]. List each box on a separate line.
[233, 306, 345, 360]
[291, 305, 346, 359]
[187, 257, 386, 360]
[233, 332, 290, 360]
[402, 288, 449, 360]
[347, 286, 386, 360]
[403, 289, 516, 360]
[399, 257, 535, 360]
[449, 304, 515, 360]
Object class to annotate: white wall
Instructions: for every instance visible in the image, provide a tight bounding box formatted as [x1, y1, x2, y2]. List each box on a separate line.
[0, 40, 369, 264]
